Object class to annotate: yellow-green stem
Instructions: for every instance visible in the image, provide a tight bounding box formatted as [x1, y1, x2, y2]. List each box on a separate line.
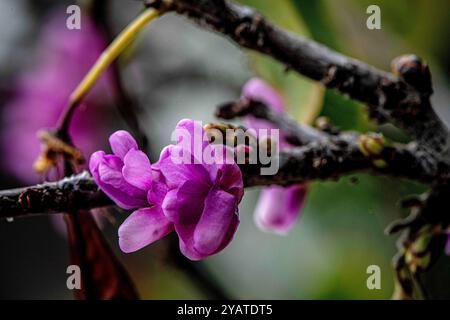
[58, 8, 160, 131]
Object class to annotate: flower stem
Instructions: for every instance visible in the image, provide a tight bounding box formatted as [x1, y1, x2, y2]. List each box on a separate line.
[57, 8, 160, 133]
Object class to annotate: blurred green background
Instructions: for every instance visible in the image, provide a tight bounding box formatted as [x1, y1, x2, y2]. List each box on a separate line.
[0, 0, 449, 299]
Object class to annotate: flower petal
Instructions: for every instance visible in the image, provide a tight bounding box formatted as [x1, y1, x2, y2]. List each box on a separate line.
[109, 130, 138, 159]
[151, 145, 172, 170]
[159, 152, 211, 189]
[175, 218, 239, 261]
[174, 119, 209, 154]
[217, 164, 244, 203]
[89, 151, 105, 173]
[89, 151, 147, 210]
[174, 208, 239, 261]
[122, 149, 152, 190]
[162, 180, 208, 225]
[200, 144, 244, 202]
[176, 225, 204, 261]
[193, 189, 239, 255]
[254, 185, 307, 235]
[445, 233, 450, 256]
[118, 207, 173, 253]
[242, 78, 285, 113]
[97, 177, 147, 210]
[98, 162, 123, 188]
[147, 178, 168, 206]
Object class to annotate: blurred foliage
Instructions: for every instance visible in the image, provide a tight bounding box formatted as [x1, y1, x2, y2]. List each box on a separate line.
[238, 0, 325, 125]
[350, 0, 450, 72]
[293, 0, 373, 132]
[240, 0, 372, 130]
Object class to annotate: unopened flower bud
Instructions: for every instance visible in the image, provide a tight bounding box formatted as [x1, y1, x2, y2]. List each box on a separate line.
[358, 133, 387, 168]
[315, 116, 339, 134]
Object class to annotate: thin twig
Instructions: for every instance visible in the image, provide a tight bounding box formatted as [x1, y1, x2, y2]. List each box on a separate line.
[216, 98, 328, 146]
[0, 172, 112, 218]
[216, 99, 440, 186]
[145, 0, 450, 162]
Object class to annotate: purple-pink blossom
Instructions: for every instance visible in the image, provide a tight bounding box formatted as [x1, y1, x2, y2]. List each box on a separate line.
[90, 130, 152, 210]
[254, 185, 307, 235]
[90, 120, 244, 260]
[1, 11, 114, 183]
[243, 78, 307, 235]
[159, 120, 243, 260]
[445, 232, 450, 256]
[90, 130, 174, 253]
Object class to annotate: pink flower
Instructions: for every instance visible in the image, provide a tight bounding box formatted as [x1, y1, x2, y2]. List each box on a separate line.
[243, 78, 307, 235]
[159, 120, 244, 260]
[1, 11, 114, 183]
[445, 233, 450, 256]
[118, 170, 174, 254]
[90, 121, 244, 261]
[90, 130, 173, 253]
[254, 185, 307, 235]
[90, 131, 153, 210]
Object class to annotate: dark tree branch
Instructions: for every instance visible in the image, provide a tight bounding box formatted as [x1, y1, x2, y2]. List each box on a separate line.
[242, 136, 436, 187]
[0, 134, 437, 219]
[217, 98, 328, 146]
[145, 0, 450, 163]
[0, 172, 112, 218]
[216, 98, 440, 186]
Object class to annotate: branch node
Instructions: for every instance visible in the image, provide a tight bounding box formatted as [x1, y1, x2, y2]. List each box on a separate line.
[392, 54, 433, 95]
